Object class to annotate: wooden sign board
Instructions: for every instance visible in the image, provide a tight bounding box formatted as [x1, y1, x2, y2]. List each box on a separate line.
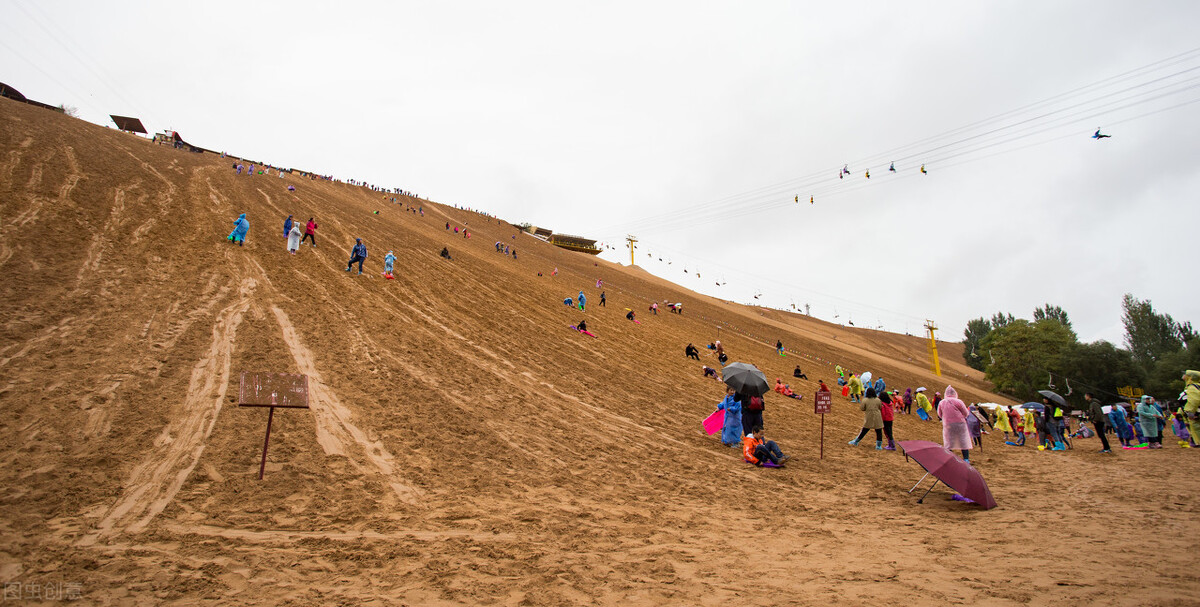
[237, 372, 310, 480]
[238, 372, 310, 409]
[814, 390, 832, 414]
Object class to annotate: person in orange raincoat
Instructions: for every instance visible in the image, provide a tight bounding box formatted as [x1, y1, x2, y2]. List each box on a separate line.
[743, 430, 789, 466]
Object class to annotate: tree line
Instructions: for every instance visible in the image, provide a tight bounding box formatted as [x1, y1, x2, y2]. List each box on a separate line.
[962, 295, 1196, 408]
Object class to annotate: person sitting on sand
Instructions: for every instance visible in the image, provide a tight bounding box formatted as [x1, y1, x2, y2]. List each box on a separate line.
[818, 380, 830, 392]
[440, 247, 452, 260]
[685, 343, 700, 360]
[577, 319, 588, 333]
[743, 430, 789, 466]
[793, 366, 808, 380]
[626, 310, 636, 321]
[774, 379, 803, 400]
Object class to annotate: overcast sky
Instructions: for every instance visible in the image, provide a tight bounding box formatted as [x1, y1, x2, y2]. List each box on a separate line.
[4, 1, 1198, 345]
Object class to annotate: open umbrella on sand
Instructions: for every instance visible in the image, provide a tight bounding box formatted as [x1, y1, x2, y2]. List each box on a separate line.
[898, 440, 997, 509]
[722, 362, 769, 396]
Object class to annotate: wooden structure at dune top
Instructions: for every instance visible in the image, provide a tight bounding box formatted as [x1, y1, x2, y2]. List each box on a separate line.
[526, 226, 601, 255]
[110, 115, 147, 134]
[0, 82, 65, 113]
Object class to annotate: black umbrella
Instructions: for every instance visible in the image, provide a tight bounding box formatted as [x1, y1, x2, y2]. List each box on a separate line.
[722, 362, 769, 396]
[1038, 390, 1067, 409]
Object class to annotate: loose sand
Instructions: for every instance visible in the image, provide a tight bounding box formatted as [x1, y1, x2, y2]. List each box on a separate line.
[1, 99, 1197, 606]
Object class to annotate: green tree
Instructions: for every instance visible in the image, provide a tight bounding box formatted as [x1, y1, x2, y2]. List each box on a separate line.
[961, 317, 991, 371]
[1033, 304, 1073, 334]
[1145, 345, 1200, 398]
[1058, 341, 1143, 407]
[1121, 294, 1187, 370]
[991, 312, 1015, 329]
[981, 319, 1076, 399]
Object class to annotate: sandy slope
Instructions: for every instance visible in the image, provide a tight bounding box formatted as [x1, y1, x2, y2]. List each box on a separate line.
[1, 98, 1197, 606]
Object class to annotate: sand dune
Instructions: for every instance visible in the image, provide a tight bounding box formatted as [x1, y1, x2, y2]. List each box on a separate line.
[1, 98, 1196, 605]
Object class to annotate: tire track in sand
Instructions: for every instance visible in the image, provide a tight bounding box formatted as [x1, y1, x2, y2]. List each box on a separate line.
[270, 305, 422, 506]
[79, 277, 257, 545]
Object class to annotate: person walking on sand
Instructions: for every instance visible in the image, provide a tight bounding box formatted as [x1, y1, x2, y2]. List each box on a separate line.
[1108, 403, 1135, 447]
[578, 291, 586, 311]
[1084, 392, 1112, 453]
[849, 386, 888, 448]
[1183, 370, 1200, 447]
[1136, 395, 1165, 448]
[848, 388, 885, 449]
[914, 388, 932, 419]
[228, 213, 249, 246]
[880, 390, 897, 450]
[283, 215, 293, 239]
[902, 388, 913, 415]
[993, 403, 1014, 442]
[740, 392, 765, 436]
[716, 386, 743, 447]
[848, 374, 863, 403]
[287, 222, 302, 254]
[383, 250, 396, 278]
[937, 386, 973, 464]
[302, 218, 318, 247]
[599, 291, 606, 307]
[345, 238, 367, 274]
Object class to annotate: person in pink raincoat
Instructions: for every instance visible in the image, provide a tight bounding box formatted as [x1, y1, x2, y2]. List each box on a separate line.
[937, 385, 973, 464]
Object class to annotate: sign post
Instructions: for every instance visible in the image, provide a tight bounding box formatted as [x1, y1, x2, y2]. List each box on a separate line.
[814, 390, 832, 459]
[238, 372, 310, 479]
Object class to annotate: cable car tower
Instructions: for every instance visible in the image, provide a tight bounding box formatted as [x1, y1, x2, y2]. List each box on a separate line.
[925, 320, 942, 376]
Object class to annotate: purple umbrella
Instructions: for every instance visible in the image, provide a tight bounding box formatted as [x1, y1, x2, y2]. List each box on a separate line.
[897, 440, 997, 509]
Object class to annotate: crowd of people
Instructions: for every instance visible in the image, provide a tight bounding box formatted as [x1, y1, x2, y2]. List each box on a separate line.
[698, 336, 1199, 471]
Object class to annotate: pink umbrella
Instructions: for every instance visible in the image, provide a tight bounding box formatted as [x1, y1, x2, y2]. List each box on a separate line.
[897, 440, 997, 509]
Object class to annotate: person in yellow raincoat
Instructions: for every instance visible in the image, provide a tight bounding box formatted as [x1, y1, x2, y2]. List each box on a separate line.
[914, 389, 933, 419]
[1022, 408, 1038, 437]
[993, 406, 1013, 440]
[1183, 370, 1200, 447]
[848, 374, 863, 403]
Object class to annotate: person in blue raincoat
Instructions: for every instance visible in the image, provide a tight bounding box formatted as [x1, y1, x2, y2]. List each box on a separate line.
[228, 213, 249, 246]
[383, 250, 396, 276]
[873, 376, 886, 396]
[716, 385, 743, 447]
[345, 238, 367, 274]
[578, 291, 586, 311]
[283, 215, 293, 238]
[1107, 403, 1135, 447]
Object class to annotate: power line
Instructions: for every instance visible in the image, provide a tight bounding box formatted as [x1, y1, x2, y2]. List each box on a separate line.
[593, 49, 1200, 237]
